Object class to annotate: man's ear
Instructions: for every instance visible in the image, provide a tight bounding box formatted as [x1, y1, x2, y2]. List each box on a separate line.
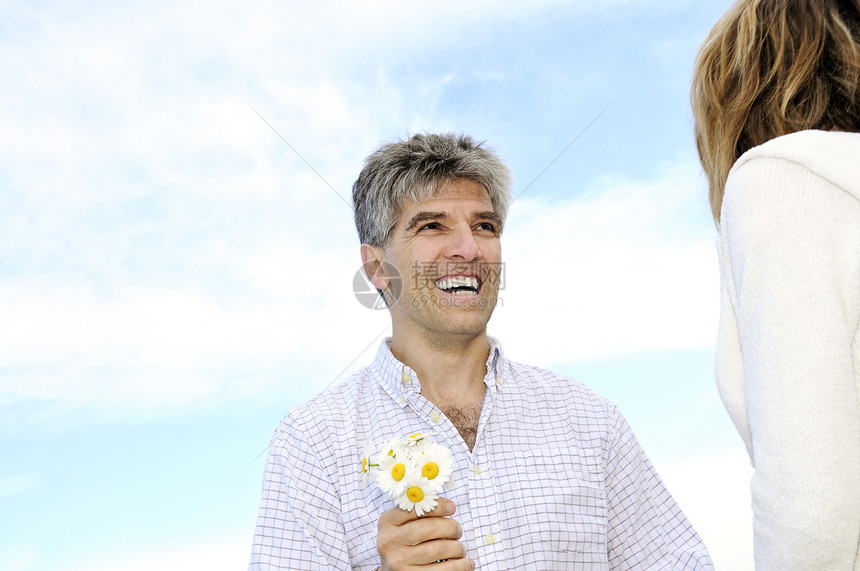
[360, 244, 388, 290]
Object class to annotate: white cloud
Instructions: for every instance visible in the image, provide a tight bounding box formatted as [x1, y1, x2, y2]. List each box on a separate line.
[0, 160, 716, 421]
[0, 476, 37, 498]
[0, 274, 390, 418]
[492, 161, 719, 365]
[0, 0, 720, 423]
[658, 450, 754, 570]
[57, 532, 250, 571]
[0, 545, 35, 571]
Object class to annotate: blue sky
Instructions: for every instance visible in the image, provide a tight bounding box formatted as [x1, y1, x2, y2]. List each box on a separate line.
[0, 0, 753, 569]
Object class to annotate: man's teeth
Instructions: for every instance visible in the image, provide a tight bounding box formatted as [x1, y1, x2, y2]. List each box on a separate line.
[434, 276, 479, 292]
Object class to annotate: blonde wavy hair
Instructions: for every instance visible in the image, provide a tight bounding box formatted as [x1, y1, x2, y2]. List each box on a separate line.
[691, 0, 860, 224]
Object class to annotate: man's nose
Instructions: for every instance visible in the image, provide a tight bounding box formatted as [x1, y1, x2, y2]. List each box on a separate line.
[446, 225, 481, 260]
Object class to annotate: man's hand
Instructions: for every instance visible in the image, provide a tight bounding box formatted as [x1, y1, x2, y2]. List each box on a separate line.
[377, 497, 474, 570]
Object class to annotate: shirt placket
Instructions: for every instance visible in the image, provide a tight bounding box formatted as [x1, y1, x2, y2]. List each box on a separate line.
[398, 360, 511, 569]
[468, 372, 509, 570]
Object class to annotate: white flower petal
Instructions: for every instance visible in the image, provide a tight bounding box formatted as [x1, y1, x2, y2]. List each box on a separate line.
[362, 433, 455, 511]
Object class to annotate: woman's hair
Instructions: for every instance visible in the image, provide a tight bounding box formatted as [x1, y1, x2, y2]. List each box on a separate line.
[691, 0, 860, 223]
[352, 133, 511, 247]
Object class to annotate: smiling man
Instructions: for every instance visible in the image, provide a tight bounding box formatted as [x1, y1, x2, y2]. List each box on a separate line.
[249, 133, 713, 570]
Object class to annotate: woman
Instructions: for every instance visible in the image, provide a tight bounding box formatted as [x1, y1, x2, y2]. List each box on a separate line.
[691, 0, 860, 568]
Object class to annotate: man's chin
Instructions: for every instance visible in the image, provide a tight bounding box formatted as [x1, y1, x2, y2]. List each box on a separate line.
[437, 312, 494, 337]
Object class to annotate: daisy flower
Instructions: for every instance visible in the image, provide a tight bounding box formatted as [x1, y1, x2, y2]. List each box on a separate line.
[378, 436, 405, 459]
[414, 441, 454, 493]
[404, 432, 431, 450]
[359, 444, 378, 485]
[361, 433, 455, 516]
[395, 474, 439, 517]
[374, 451, 409, 497]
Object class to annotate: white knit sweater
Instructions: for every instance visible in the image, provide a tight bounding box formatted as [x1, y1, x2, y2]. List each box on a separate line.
[717, 130, 860, 570]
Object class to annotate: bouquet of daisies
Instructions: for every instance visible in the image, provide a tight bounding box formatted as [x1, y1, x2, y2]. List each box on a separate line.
[361, 433, 455, 516]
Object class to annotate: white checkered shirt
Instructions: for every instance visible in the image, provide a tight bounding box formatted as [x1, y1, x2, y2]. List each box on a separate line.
[249, 338, 714, 570]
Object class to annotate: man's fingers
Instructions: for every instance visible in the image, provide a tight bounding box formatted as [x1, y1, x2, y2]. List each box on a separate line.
[421, 497, 456, 517]
[398, 514, 462, 546]
[380, 539, 472, 570]
[377, 498, 467, 570]
[379, 497, 456, 527]
[378, 504, 416, 527]
[411, 538, 468, 565]
[436, 556, 476, 571]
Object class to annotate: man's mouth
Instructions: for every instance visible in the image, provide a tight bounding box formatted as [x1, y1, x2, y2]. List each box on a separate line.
[434, 275, 481, 295]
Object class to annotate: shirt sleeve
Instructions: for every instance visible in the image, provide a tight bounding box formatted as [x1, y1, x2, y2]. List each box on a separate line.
[249, 417, 353, 571]
[603, 405, 714, 570]
[721, 157, 860, 570]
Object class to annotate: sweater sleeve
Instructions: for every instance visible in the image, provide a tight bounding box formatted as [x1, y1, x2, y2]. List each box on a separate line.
[720, 156, 860, 570]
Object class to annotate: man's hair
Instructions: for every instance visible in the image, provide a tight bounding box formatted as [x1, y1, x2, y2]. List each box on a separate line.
[691, 0, 860, 224]
[352, 133, 512, 247]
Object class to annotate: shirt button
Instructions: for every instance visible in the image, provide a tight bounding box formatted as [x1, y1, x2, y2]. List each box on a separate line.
[495, 376, 502, 386]
[472, 465, 482, 475]
[484, 533, 496, 545]
[401, 371, 411, 385]
[429, 411, 441, 423]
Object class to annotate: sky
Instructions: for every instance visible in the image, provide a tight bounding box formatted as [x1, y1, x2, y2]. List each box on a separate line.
[0, 0, 754, 569]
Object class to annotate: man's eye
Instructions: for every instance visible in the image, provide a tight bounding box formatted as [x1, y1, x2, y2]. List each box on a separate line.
[477, 222, 497, 233]
[419, 222, 440, 231]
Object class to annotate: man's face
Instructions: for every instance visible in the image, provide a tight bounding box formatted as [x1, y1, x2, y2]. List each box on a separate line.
[367, 179, 503, 343]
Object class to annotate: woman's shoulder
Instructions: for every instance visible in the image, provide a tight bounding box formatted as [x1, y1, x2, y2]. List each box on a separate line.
[720, 130, 860, 246]
[728, 130, 860, 202]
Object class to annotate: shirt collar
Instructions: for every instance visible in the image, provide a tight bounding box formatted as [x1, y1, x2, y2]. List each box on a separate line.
[371, 336, 506, 405]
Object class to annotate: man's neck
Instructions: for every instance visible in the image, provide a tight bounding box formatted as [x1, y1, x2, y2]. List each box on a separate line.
[389, 328, 490, 408]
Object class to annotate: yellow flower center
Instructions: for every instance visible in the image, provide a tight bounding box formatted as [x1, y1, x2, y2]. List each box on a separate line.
[362, 458, 368, 473]
[391, 463, 406, 481]
[421, 462, 440, 480]
[407, 486, 424, 502]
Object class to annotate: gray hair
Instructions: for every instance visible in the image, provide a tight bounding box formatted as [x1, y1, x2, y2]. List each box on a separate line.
[352, 133, 512, 247]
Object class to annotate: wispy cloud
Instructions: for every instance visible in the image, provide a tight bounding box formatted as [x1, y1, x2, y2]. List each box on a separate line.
[1, 0, 721, 424]
[0, 159, 716, 423]
[0, 545, 35, 571]
[0, 476, 37, 498]
[58, 532, 250, 571]
[493, 159, 718, 365]
[659, 451, 754, 570]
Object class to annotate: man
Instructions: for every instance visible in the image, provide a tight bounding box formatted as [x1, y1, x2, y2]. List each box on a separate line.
[249, 133, 713, 570]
